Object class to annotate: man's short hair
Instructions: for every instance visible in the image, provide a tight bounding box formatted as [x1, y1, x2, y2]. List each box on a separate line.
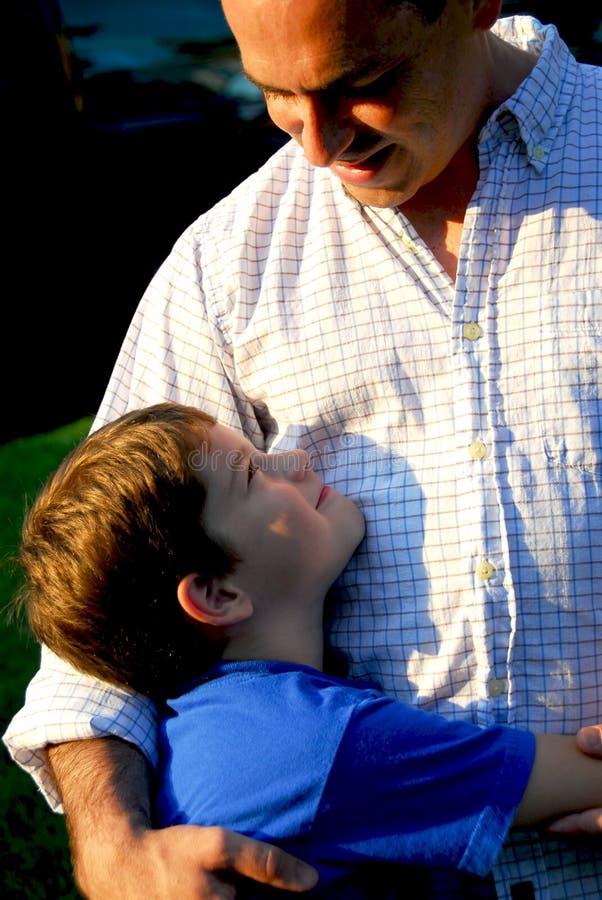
[388, 0, 447, 23]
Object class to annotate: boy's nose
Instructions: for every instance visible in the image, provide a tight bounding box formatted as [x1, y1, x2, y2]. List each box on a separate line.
[267, 449, 310, 481]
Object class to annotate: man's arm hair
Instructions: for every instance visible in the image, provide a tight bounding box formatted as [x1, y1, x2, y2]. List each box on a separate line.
[48, 737, 318, 899]
[48, 737, 152, 877]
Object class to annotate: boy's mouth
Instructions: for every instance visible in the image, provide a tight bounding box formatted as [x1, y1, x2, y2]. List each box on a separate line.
[317, 486, 331, 508]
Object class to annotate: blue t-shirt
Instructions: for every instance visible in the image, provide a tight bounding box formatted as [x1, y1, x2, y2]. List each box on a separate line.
[156, 661, 535, 892]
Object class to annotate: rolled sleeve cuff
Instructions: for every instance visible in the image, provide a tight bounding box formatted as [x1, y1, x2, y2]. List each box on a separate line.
[2, 647, 158, 813]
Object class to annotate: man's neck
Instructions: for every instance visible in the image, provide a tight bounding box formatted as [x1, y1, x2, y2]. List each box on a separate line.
[399, 139, 480, 281]
[398, 33, 537, 282]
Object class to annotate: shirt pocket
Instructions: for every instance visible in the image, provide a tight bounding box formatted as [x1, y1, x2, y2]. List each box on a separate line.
[539, 297, 602, 475]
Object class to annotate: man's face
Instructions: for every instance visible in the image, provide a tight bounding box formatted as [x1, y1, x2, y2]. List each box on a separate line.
[222, 0, 498, 208]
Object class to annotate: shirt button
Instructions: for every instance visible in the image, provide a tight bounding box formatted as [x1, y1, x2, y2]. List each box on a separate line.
[476, 560, 495, 580]
[532, 145, 545, 160]
[463, 322, 482, 341]
[487, 678, 507, 698]
[469, 440, 487, 460]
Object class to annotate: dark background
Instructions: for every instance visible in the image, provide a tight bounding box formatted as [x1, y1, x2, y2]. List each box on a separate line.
[2, 1, 601, 444]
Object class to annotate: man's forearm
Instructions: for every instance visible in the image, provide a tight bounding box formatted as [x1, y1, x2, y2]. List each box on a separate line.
[48, 737, 152, 894]
[47, 736, 318, 899]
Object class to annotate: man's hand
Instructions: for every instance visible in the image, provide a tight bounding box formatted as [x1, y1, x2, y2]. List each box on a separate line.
[76, 824, 319, 899]
[48, 737, 317, 899]
[546, 726, 602, 836]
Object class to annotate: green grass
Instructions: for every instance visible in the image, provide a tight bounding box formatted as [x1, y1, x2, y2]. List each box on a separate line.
[0, 417, 93, 899]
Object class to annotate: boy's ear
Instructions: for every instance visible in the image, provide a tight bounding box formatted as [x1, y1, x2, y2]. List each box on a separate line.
[177, 573, 253, 626]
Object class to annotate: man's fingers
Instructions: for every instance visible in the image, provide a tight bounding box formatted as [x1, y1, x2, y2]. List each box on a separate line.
[575, 725, 602, 758]
[200, 828, 318, 891]
[236, 834, 319, 891]
[547, 808, 602, 835]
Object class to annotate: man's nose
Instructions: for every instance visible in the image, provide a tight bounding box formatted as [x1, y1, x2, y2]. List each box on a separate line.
[297, 94, 354, 168]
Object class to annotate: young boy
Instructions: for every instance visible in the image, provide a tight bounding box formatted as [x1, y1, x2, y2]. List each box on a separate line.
[13, 402, 602, 895]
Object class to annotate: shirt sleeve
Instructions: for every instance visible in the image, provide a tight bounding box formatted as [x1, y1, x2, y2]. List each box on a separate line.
[313, 694, 536, 877]
[92, 220, 264, 442]
[3, 218, 263, 813]
[2, 646, 159, 812]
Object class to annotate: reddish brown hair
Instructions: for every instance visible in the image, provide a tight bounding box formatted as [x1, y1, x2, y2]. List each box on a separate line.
[13, 403, 238, 701]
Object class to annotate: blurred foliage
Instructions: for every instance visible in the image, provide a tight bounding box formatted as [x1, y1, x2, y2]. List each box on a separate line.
[0, 417, 92, 899]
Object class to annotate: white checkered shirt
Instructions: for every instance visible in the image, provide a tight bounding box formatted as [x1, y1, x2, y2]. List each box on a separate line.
[4, 16, 602, 899]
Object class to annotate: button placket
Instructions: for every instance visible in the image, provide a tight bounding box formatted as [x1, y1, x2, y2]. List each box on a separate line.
[463, 322, 483, 342]
[476, 560, 496, 581]
[469, 440, 487, 460]
[487, 678, 507, 698]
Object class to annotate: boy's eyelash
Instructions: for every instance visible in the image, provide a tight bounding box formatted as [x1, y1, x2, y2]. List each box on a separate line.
[247, 459, 258, 483]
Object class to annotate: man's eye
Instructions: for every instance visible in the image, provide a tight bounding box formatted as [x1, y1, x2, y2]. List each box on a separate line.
[349, 62, 409, 99]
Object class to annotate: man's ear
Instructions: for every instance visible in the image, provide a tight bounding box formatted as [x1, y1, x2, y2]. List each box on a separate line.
[471, 0, 502, 31]
[177, 573, 253, 626]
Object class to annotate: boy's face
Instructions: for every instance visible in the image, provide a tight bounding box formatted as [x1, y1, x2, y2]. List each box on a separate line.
[196, 424, 365, 601]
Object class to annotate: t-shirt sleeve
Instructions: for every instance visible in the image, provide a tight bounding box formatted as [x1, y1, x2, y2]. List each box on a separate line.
[313, 694, 536, 877]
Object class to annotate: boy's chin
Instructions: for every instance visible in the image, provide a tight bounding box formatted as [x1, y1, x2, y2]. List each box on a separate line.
[351, 511, 367, 547]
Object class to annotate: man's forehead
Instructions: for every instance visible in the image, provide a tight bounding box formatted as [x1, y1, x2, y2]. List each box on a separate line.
[224, 0, 412, 94]
[222, 0, 403, 52]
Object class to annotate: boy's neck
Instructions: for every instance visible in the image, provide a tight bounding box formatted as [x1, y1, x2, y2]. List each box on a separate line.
[221, 596, 326, 671]
[221, 627, 325, 671]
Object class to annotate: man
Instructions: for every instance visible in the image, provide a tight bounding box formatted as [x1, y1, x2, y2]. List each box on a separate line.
[5, 1, 602, 897]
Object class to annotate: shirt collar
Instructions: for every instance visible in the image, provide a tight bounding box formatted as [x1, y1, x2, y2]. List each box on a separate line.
[483, 15, 579, 173]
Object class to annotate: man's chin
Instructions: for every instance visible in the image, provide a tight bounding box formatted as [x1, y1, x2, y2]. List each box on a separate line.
[341, 181, 414, 209]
